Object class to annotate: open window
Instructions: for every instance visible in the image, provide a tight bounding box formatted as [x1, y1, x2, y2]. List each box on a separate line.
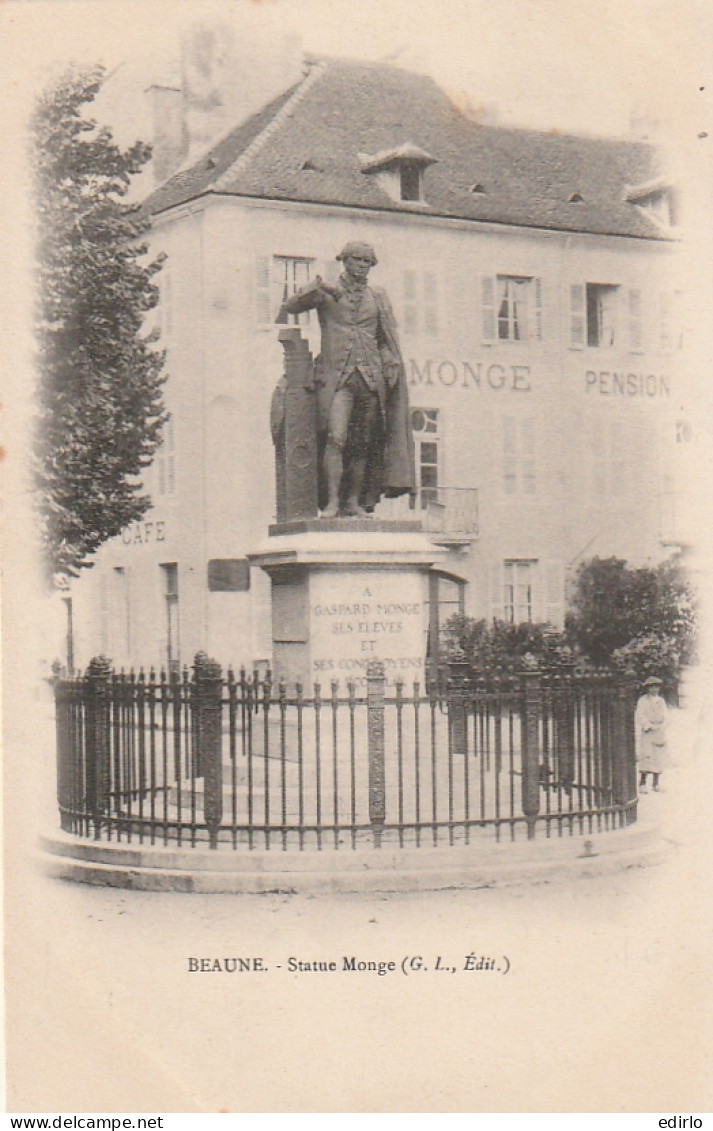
[255, 254, 315, 326]
[482, 275, 542, 343]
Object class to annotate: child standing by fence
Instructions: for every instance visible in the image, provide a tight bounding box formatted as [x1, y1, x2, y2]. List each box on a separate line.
[635, 676, 668, 793]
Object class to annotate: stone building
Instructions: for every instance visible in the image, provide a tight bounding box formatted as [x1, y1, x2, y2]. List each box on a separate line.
[65, 53, 686, 676]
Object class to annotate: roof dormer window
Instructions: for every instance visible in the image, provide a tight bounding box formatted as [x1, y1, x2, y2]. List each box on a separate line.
[399, 163, 422, 202]
[625, 177, 678, 229]
[360, 143, 437, 206]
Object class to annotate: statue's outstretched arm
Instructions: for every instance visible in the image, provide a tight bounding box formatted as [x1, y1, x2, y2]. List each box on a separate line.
[280, 275, 340, 317]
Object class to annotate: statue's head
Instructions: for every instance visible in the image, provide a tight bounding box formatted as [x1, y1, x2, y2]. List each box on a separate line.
[337, 241, 378, 281]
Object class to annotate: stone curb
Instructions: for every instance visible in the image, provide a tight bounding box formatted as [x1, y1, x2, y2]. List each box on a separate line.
[37, 824, 667, 894]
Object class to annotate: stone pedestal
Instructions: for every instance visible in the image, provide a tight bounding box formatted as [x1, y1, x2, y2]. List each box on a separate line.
[250, 519, 447, 689]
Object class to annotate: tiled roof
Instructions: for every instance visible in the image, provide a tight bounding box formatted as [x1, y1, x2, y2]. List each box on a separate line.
[144, 57, 668, 240]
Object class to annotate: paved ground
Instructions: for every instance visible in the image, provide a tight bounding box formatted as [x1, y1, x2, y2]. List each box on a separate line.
[4, 684, 713, 1113]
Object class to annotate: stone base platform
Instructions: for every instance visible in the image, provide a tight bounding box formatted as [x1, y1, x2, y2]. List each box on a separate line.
[37, 822, 666, 895]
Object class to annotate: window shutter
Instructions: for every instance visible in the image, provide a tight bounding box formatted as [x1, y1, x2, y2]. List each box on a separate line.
[569, 283, 585, 349]
[424, 272, 438, 335]
[628, 288, 643, 352]
[521, 418, 536, 495]
[403, 270, 418, 334]
[534, 277, 543, 341]
[503, 416, 517, 494]
[490, 561, 504, 621]
[98, 573, 109, 652]
[256, 255, 273, 324]
[164, 262, 173, 336]
[482, 276, 496, 343]
[166, 414, 176, 494]
[544, 561, 563, 626]
[157, 259, 173, 341]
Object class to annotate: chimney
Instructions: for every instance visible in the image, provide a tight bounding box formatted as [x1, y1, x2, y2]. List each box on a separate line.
[179, 20, 303, 168]
[147, 84, 188, 184]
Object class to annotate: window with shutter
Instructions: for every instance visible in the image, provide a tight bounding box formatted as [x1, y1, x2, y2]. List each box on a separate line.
[503, 560, 538, 624]
[584, 283, 619, 347]
[166, 414, 176, 494]
[275, 256, 313, 326]
[482, 276, 496, 342]
[402, 272, 439, 336]
[424, 272, 438, 335]
[569, 283, 586, 348]
[403, 270, 418, 334]
[534, 277, 543, 341]
[157, 451, 166, 496]
[255, 256, 272, 324]
[490, 561, 504, 621]
[501, 416, 536, 495]
[521, 418, 536, 495]
[161, 259, 173, 339]
[503, 416, 517, 494]
[98, 573, 109, 653]
[157, 413, 175, 496]
[160, 563, 180, 675]
[256, 255, 314, 326]
[493, 275, 543, 342]
[496, 276, 530, 341]
[628, 289, 643, 351]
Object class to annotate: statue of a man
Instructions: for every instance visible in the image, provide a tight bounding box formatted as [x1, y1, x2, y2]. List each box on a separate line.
[281, 241, 415, 517]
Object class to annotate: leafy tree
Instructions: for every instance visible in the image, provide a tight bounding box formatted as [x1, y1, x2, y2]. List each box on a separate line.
[565, 556, 696, 696]
[31, 64, 167, 579]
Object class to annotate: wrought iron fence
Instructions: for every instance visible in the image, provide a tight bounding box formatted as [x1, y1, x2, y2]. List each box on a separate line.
[54, 653, 638, 851]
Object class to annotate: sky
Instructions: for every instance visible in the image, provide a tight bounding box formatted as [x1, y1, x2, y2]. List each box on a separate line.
[1, 0, 711, 147]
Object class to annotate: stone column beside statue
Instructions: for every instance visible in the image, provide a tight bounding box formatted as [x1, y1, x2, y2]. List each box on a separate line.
[270, 328, 319, 522]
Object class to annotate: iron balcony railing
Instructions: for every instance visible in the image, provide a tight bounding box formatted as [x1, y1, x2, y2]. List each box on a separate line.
[376, 486, 479, 542]
[54, 653, 638, 852]
[422, 487, 479, 543]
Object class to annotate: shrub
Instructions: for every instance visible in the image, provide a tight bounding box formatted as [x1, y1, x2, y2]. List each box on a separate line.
[442, 615, 571, 673]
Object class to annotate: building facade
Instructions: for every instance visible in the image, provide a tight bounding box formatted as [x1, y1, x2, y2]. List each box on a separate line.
[66, 56, 686, 676]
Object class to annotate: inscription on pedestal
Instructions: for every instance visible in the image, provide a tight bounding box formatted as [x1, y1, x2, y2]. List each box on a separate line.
[309, 570, 426, 689]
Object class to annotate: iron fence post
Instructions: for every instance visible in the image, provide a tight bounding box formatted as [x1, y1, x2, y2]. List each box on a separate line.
[367, 659, 386, 848]
[85, 656, 112, 840]
[622, 669, 638, 824]
[447, 650, 470, 758]
[54, 678, 70, 832]
[193, 652, 224, 849]
[557, 655, 576, 793]
[520, 655, 542, 839]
